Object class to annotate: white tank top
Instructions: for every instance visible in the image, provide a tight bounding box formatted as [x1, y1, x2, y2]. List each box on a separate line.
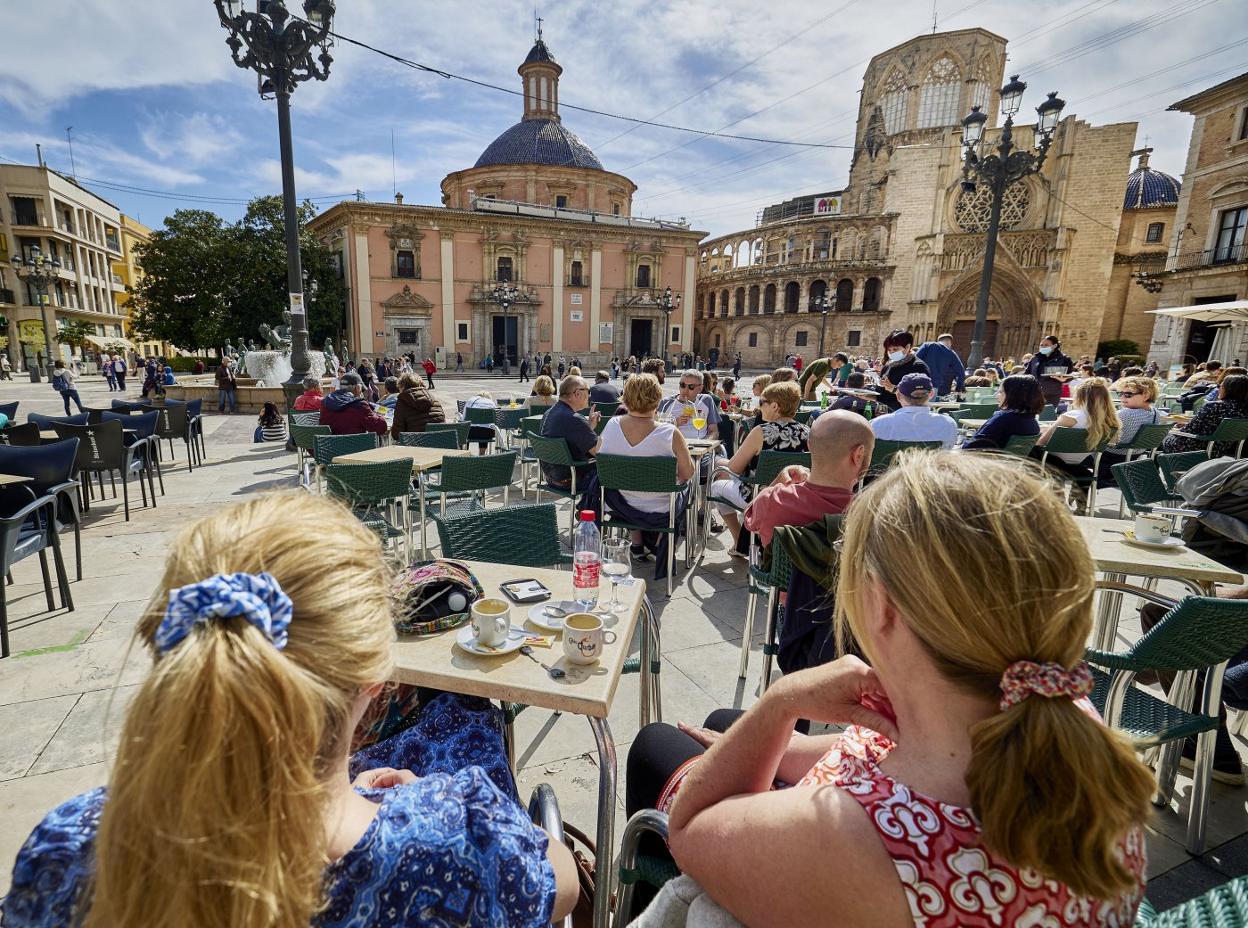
[599, 418, 678, 513]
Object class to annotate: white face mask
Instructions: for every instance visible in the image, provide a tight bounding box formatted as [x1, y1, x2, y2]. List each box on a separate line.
[887, 350, 905, 362]
[1038, 346, 1054, 356]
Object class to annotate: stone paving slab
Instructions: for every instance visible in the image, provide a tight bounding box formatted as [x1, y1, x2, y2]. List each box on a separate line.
[0, 373, 1244, 908]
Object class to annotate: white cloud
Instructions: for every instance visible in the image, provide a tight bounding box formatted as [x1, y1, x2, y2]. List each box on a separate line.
[140, 112, 244, 166]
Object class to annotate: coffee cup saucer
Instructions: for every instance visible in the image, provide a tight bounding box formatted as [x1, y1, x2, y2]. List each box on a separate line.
[1121, 530, 1184, 551]
[455, 624, 528, 656]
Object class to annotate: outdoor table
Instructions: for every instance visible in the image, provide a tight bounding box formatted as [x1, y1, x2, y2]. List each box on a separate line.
[0, 473, 33, 486]
[390, 559, 659, 928]
[687, 437, 722, 561]
[331, 445, 471, 558]
[958, 418, 990, 431]
[1074, 515, 1243, 650]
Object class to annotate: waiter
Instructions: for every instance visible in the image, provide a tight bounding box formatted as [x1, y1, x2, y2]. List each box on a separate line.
[1023, 335, 1074, 407]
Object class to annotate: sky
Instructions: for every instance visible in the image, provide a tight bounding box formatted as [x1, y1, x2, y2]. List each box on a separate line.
[0, 0, 1240, 239]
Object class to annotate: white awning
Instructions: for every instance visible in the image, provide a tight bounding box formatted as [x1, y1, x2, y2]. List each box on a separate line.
[84, 334, 136, 350]
[1148, 300, 1248, 322]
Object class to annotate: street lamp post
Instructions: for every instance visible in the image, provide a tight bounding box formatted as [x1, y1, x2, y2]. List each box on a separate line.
[657, 286, 681, 367]
[214, 0, 335, 406]
[810, 293, 830, 358]
[960, 76, 1064, 370]
[490, 282, 519, 375]
[10, 246, 62, 383]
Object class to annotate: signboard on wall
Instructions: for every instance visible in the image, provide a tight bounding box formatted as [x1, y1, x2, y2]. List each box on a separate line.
[570, 293, 583, 305]
[569, 310, 584, 322]
[599, 322, 613, 344]
[814, 196, 841, 215]
[17, 320, 43, 343]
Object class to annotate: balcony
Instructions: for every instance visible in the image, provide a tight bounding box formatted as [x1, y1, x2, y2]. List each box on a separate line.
[702, 255, 891, 284]
[1173, 242, 1246, 271]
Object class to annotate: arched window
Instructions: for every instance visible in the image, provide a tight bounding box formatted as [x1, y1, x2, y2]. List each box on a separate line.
[749, 285, 760, 314]
[763, 284, 777, 313]
[917, 56, 961, 128]
[570, 260, 584, 287]
[863, 277, 882, 312]
[734, 287, 746, 316]
[736, 241, 750, 266]
[636, 264, 652, 288]
[809, 279, 828, 308]
[720, 289, 729, 318]
[879, 69, 909, 134]
[496, 256, 513, 282]
[814, 230, 831, 260]
[784, 281, 800, 313]
[751, 238, 764, 265]
[835, 278, 854, 311]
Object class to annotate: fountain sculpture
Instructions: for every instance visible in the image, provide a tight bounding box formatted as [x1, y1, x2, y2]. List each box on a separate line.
[241, 312, 326, 387]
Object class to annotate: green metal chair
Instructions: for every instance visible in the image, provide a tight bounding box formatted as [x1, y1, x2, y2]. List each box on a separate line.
[398, 429, 459, 450]
[289, 411, 321, 427]
[463, 406, 500, 451]
[862, 439, 942, 483]
[594, 401, 620, 417]
[958, 402, 1000, 419]
[423, 449, 518, 522]
[1036, 427, 1109, 513]
[529, 434, 592, 537]
[1038, 404, 1059, 422]
[597, 453, 687, 598]
[311, 432, 377, 492]
[427, 421, 473, 449]
[1110, 459, 1196, 521]
[1135, 875, 1248, 926]
[704, 450, 811, 556]
[324, 459, 413, 558]
[290, 423, 330, 487]
[748, 535, 796, 691]
[494, 406, 529, 450]
[616, 810, 680, 926]
[1086, 594, 1248, 854]
[1173, 417, 1248, 458]
[516, 414, 544, 499]
[435, 501, 572, 567]
[1115, 422, 1176, 458]
[1157, 450, 1208, 491]
[1002, 433, 1039, 456]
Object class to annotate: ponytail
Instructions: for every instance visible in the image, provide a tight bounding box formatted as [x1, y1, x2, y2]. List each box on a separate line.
[84, 493, 395, 928]
[967, 697, 1154, 899]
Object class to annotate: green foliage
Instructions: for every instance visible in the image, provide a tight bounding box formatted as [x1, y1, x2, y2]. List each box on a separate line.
[56, 319, 96, 349]
[129, 196, 346, 352]
[1096, 339, 1141, 360]
[168, 355, 213, 373]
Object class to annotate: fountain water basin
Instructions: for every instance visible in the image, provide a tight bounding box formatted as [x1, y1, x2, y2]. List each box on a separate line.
[244, 351, 326, 388]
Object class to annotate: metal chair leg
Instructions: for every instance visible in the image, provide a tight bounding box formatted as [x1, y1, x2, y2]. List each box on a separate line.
[760, 586, 780, 692]
[739, 586, 757, 679]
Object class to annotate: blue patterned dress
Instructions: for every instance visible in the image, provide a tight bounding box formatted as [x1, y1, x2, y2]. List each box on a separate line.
[2, 694, 555, 928]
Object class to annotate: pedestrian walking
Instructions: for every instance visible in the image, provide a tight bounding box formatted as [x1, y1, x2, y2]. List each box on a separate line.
[732, 352, 742, 379]
[215, 357, 239, 413]
[485, 353, 494, 374]
[0, 354, 12, 381]
[456, 352, 464, 372]
[519, 355, 530, 382]
[51, 360, 85, 415]
[113, 354, 128, 392]
[422, 357, 436, 389]
[557, 357, 566, 379]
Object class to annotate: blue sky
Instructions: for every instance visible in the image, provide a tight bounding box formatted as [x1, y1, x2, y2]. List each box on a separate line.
[0, 0, 1238, 237]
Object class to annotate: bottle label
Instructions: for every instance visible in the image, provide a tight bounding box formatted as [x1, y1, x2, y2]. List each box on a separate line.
[573, 552, 600, 589]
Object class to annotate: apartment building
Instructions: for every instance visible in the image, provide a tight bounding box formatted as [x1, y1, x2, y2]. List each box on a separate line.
[0, 163, 129, 372]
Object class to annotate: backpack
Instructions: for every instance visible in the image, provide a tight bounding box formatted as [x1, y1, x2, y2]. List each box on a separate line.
[51, 372, 67, 392]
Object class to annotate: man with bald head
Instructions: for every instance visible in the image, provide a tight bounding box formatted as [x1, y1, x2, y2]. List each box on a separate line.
[743, 409, 873, 548]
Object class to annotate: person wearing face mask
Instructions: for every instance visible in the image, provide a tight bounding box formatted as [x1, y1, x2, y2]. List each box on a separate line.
[1024, 335, 1074, 407]
[876, 330, 929, 412]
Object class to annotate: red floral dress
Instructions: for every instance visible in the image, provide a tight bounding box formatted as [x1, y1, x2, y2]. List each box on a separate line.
[798, 726, 1146, 927]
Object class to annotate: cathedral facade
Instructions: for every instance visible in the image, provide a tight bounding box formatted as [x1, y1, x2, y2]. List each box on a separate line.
[310, 35, 703, 368]
[694, 28, 1142, 366]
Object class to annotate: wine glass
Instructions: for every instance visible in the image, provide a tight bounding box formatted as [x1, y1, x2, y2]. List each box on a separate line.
[600, 538, 632, 613]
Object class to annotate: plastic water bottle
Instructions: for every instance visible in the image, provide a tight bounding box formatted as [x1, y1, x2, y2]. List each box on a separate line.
[573, 510, 601, 608]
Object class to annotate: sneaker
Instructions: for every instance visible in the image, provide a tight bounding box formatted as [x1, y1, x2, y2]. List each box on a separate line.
[630, 544, 653, 562]
[709, 515, 725, 535]
[1181, 734, 1246, 786]
[728, 547, 748, 560]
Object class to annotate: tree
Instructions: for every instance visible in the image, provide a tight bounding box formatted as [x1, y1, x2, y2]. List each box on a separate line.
[56, 319, 96, 354]
[129, 196, 345, 352]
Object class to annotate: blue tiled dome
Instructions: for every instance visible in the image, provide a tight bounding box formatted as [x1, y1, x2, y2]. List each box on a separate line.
[1124, 153, 1180, 210]
[474, 118, 604, 171]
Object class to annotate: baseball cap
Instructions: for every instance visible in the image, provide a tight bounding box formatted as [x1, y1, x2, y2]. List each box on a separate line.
[340, 372, 363, 387]
[897, 373, 933, 397]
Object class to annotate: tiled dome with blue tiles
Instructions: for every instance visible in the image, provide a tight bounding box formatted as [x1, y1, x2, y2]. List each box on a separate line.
[1123, 149, 1180, 210]
[474, 37, 605, 172]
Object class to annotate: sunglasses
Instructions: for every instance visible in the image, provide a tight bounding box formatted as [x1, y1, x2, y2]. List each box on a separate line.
[1117, 391, 1140, 398]
[679, 382, 701, 390]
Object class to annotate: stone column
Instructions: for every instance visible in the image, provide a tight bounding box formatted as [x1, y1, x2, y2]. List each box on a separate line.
[682, 253, 696, 351]
[552, 243, 565, 353]
[352, 226, 372, 356]
[590, 247, 603, 355]
[439, 232, 455, 354]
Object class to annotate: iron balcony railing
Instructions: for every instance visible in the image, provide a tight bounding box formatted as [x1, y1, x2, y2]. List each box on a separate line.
[1173, 242, 1246, 271]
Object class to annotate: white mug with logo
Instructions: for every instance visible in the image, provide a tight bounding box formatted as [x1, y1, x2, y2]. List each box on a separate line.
[563, 612, 617, 665]
[471, 598, 511, 647]
[1134, 512, 1171, 545]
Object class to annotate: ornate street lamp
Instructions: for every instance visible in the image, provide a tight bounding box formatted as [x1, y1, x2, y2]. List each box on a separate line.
[656, 286, 681, 366]
[490, 281, 519, 374]
[810, 293, 831, 359]
[10, 246, 62, 383]
[214, 0, 335, 404]
[960, 76, 1064, 369]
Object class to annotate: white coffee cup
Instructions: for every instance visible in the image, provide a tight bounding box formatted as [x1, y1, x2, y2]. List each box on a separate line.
[562, 612, 618, 665]
[471, 598, 511, 647]
[1134, 512, 1170, 545]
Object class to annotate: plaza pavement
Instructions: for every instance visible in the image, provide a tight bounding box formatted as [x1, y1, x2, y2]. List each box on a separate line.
[0, 369, 1244, 910]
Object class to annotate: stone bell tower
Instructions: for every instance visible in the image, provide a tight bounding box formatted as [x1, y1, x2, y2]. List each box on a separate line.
[519, 21, 563, 122]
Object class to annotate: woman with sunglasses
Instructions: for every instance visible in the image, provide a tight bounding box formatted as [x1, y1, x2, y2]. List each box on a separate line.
[1094, 376, 1164, 478]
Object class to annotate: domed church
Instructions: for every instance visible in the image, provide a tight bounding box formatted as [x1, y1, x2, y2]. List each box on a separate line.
[311, 30, 703, 367]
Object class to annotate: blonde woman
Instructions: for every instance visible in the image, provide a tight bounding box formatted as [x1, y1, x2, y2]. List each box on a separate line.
[633, 453, 1152, 926]
[709, 380, 809, 551]
[1033, 376, 1120, 475]
[599, 373, 694, 567]
[526, 374, 557, 411]
[4, 494, 578, 928]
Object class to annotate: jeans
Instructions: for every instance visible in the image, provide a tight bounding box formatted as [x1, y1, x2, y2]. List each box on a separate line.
[218, 388, 238, 412]
[115, 374, 126, 390]
[60, 389, 84, 415]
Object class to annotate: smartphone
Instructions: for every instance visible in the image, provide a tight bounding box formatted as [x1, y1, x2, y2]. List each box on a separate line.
[500, 578, 552, 604]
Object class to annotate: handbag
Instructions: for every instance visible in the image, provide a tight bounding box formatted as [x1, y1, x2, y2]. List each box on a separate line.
[562, 820, 599, 928]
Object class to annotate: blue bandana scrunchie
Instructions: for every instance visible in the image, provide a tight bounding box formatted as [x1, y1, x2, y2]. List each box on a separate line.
[155, 572, 293, 654]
